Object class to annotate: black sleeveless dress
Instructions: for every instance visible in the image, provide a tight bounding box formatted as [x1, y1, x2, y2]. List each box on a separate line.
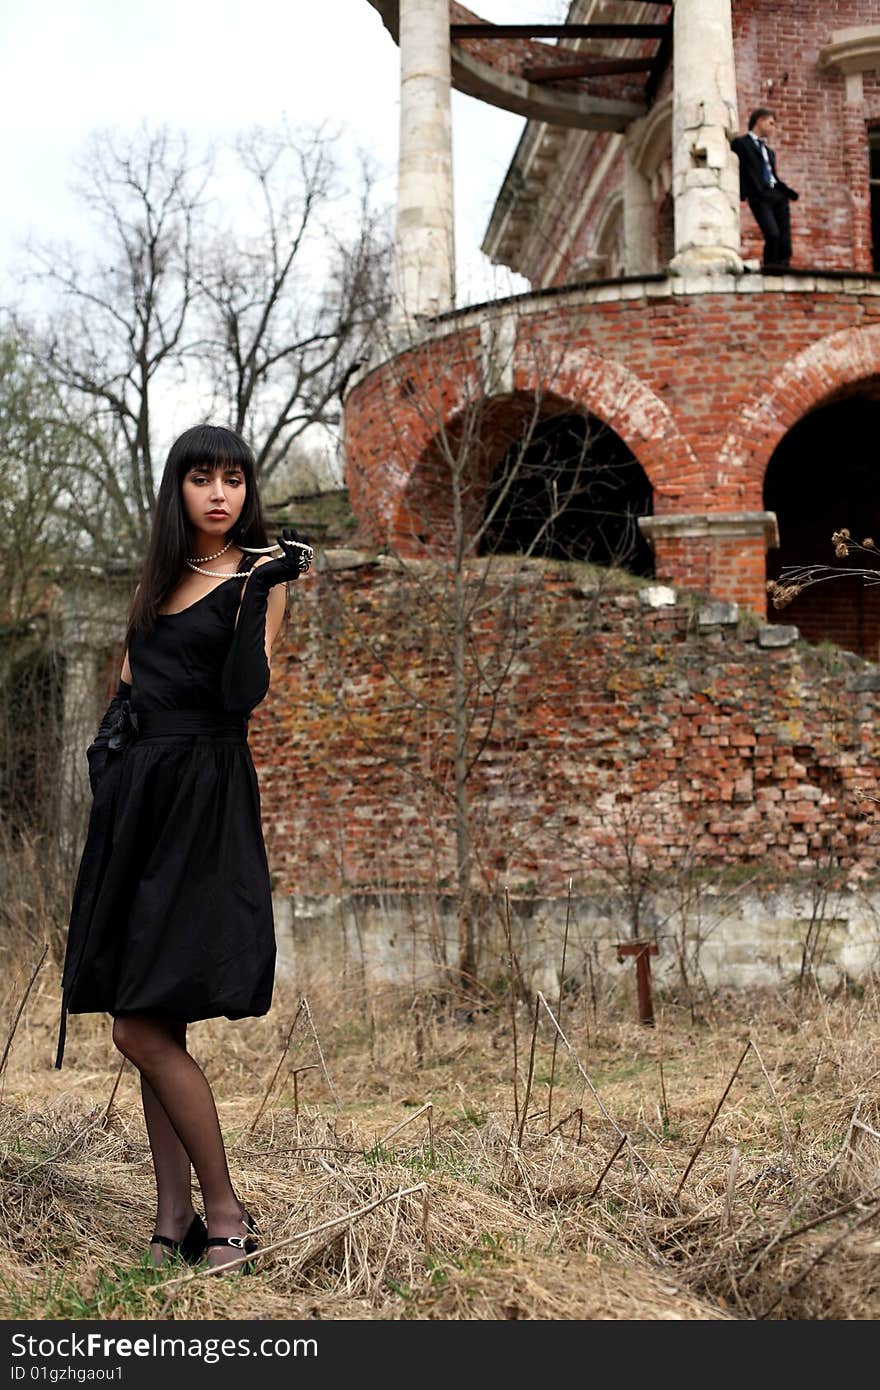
[54, 552, 276, 1068]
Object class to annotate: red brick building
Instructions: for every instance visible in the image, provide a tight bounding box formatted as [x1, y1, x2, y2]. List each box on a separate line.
[351, 1, 880, 658]
[39, 4, 880, 1012]
[275, 2, 880, 978]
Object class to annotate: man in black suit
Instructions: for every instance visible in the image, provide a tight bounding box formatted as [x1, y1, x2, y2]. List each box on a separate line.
[731, 108, 799, 269]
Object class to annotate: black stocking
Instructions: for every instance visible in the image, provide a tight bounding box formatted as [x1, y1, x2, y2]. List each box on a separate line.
[139, 1020, 195, 1254]
[113, 1014, 249, 1266]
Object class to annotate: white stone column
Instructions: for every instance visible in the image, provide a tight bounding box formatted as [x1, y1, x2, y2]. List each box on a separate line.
[623, 122, 656, 275]
[391, 0, 455, 334]
[669, 0, 742, 275]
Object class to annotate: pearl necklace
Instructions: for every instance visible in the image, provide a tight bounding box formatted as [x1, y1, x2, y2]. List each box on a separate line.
[185, 560, 255, 578]
[184, 540, 296, 579]
[186, 538, 233, 563]
[185, 536, 311, 580]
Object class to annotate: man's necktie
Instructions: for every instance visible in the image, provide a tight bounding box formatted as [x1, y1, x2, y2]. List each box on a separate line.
[758, 139, 774, 188]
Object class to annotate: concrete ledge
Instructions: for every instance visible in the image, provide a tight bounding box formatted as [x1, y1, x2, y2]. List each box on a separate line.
[638, 585, 678, 609]
[639, 512, 780, 547]
[316, 548, 382, 572]
[418, 273, 880, 353]
[273, 885, 880, 994]
[758, 624, 799, 648]
[697, 601, 740, 627]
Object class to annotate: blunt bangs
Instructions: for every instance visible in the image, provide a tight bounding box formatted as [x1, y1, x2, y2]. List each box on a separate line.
[170, 425, 256, 482]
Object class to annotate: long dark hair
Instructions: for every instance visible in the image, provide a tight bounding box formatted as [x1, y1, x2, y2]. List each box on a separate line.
[124, 424, 282, 652]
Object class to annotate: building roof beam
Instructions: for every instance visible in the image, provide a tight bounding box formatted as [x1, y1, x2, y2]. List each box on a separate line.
[451, 23, 669, 41]
[523, 58, 655, 83]
[368, 0, 651, 135]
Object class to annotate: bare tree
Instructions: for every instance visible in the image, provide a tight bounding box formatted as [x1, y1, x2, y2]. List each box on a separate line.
[0, 335, 91, 622]
[195, 125, 390, 486]
[0, 334, 96, 844]
[16, 125, 205, 552]
[315, 313, 654, 990]
[11, 121, 390, 558]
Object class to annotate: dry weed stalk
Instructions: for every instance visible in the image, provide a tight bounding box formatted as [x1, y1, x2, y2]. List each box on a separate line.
[547, 878, 573, 1131]
[302, 996, 340, 1109]
[7, 1108, 109, 1183]
[588, 1133, 628, 1201]
[5, 959, 880, 1320]
[852, 1118, 880, 1142]
[536, 991, 629, 1146]
[102, 1055, 127, 1129]
[249, 999, 305, 1133]
[767, 531, 880, 612]
[749, 1037, 793, 1152]
[758, 1195, 880, 1319]
[0, 944, 48, 1081]
[155, 1180, 430, 1312]
[502, 889, 521, 1126]
[289, 1065, 319, 1119]
[518, 996, 541, 1149]
[676, 1039, 751, 1199]
[723, 1146, 740, 1231]
[382, 1101, 434, 1157]
[547, 1105, 584, 1143]
[739, 1097, 867, 1285]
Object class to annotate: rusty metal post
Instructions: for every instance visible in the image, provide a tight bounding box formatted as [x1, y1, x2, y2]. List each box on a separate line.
[616, 941, 658, 1026]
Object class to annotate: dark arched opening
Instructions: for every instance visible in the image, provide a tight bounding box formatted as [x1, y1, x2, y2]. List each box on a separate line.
[764, 393, 880, 657]
[478, 412, 654, 574]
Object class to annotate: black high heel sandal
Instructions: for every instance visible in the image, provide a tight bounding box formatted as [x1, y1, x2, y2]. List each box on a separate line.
[150, 1211, 208, 1265]
[205, 1208, 259, 1275]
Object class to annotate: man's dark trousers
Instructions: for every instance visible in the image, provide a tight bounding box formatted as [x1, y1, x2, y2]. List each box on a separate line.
[748, 187, 792, 267]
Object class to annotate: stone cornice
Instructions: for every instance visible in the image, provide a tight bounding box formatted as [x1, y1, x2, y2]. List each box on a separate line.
[428, 269, 880, 339]
[819, 26, 880, 76]
[639, 512, 780, 548]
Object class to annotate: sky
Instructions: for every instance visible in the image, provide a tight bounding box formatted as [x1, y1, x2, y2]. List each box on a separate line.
[0, 0, 567, 311]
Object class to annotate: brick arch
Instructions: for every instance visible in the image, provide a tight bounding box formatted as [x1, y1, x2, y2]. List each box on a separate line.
[394, 345, 697, 550]
[510, 341, 699, 496]
[718, 324, 880, 493]
[396, 390, 590, 550]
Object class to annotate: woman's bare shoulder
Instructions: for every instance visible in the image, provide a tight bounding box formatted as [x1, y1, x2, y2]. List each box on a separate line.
[240, 554, 274, 583]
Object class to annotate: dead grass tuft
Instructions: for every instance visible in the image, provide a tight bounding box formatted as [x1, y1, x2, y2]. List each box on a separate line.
[3, 945, 880, 1320]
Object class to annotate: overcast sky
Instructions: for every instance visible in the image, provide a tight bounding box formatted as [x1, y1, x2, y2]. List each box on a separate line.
[0, 0, 567, 309]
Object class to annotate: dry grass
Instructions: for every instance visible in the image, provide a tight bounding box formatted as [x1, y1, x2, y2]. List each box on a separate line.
[3, 947, 880, 1321]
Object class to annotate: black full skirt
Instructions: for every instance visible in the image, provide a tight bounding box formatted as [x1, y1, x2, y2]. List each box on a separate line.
[62, 732, 276, 1027]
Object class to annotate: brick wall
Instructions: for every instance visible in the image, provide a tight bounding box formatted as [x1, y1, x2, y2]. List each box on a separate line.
[732, 0, 868, 271]
[346, 280, 880, 619]
[249, 556, 880, 900]
[503, 0, 879, 285]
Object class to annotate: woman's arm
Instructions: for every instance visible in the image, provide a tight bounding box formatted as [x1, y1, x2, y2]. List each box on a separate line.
[237, 556, 287, 664]
[221, 531, 309, 715]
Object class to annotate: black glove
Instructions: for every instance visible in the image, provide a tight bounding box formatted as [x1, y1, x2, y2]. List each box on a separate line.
[86, 678, 132, 796]
[221, 527, 312, 715]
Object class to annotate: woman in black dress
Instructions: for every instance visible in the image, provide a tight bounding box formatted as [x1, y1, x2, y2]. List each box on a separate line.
[54, 424, 311, 1274]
